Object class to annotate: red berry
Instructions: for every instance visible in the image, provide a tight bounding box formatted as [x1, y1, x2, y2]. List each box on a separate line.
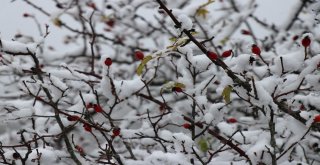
[112, 127, 121, 137]
[75, 145, 84, 154]
[314, 115, 320, 123]
[23, 13, 30, 17]
[104, 58, 112, 66]
[172, 87, 183, 93]
[86, 102, 94, 109]
[135, 51, 144, 60]
[292, 35, 299, 41]
[67, 115, 80, 121]
[106, 19, 115, 27]
[207, 51, 218, 60]
[12, 153, 20, 159]
[241, 29, 251, 35]
[93, 104, 103, 113]
[227, 118, 237, 123]
[222, 50, 232, 58]
[251, 44, 261, 56]
[86, 2, 96, 10]
[183, 123, 191, 129]
[83, 124, 92, 132]
[299, 104, 305, 111]
[301, 36, 311, 48]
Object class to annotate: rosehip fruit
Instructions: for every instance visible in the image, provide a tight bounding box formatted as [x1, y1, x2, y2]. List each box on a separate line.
[172, 87, 183, 93]
[301, 36, 311, 48]
[75, 145, 84, 154]
[112, 127, 121, 137]
[183, 123, 191, 129]
[86, 102, 94, 109]
[241, 29, 251, 35]
[251, 44, 261, 56]
[93, 104, 103, 113]
[83, 124, 92, 132]
[23, 13, 30, 17]
[227, 118, 237, 123]
[208, 51, 218, 60]
[106, 20, 115, 27]
[135, 51, 144, 60]
[104, 58, 112, 66]
[222, 50, 232, 58]
[292, 35, 299, 41]
[67, 115, 80, 121]
[314, 115, 320, 123]
[86, 2, 96, 10]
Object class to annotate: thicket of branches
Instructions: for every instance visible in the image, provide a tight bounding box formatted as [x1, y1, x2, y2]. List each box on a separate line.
[0, 0, 320, 164]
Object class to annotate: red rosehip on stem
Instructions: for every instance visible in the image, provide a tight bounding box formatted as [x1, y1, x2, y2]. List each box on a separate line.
[301, 36, 311, 48]
[104, 57, 112, 66]
[183, 123, 191, 129]
[135, 51, 144, 60]
[106, 19, 115, 27]
[292, 35, 299, 41]
[222, 50, 232, 58]
[83, 124, 92, 132]
[67, 115, 80, 121]
[75, 145, 84, 154]
[314, 115, 320, 123]
[299, 104, 305, 111]
[227, 118, 237, 123]
[207, 51, 218, 60]
[23, 13, 30, 17]
[112, 127, 121, 137]
[93, 104, 103, 113]
[86, 102, 94, 109]
[13, 152, 20, 159]
[251, 44, 261, 56]
[241, 29, 251, 35]
[86, 2, 97, 10]
[172, 87, 183, 93]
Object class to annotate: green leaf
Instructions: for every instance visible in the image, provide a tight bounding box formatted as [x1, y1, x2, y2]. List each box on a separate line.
[136, 55, 153, 76]
[198, 138, 209, 152]
[169, 37, 177, 42]
[222, 85, 232, 103]
[174, 82, 186, 89]
[196, 8, 209, 18]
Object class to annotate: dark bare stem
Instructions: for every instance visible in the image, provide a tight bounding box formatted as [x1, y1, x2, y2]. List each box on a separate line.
[268, 106, 277, 165]
[155, 0, 252, 91]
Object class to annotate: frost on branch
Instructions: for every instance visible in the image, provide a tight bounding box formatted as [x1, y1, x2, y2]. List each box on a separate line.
[0, 0, 320, 165]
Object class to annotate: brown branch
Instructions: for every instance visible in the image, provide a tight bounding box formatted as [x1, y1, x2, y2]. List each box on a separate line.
[155, 0, 251, 92]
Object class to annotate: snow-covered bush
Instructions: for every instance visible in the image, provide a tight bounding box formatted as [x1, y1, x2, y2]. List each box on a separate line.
[0, 0, 319, 164]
